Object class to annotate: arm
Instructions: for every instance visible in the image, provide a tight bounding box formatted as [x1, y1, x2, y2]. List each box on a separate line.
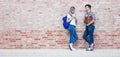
[66, 14, 72, 22]
[87, 19, 95, 26]
[87, 12, 96, 26]
[67, 18, 72, 22]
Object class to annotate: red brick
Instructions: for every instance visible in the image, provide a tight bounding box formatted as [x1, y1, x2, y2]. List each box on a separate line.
[0, 0, 120, 49]
[34, 38, 40, 40]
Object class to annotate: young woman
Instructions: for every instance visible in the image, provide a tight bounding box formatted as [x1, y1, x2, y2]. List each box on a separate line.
[67, 6, 78, 51]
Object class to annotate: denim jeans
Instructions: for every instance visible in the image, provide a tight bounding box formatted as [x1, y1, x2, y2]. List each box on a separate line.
[68, 25, 78, 44]
[83, 24, 95, 45]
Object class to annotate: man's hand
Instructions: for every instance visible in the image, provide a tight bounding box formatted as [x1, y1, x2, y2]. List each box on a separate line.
[87, 20, 95, 26]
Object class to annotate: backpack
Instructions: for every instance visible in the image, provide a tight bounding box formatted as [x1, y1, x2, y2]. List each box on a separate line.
[62, 14, 72, 29]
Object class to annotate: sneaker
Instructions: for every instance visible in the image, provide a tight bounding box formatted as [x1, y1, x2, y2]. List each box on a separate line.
[71, 47, 76, 51]
[69, 44, 76, 51]
[86, 47, 93, 51]
[86, 43, 94, 51]
[69, 45, 72, 51]
[90, 43, 94, 51]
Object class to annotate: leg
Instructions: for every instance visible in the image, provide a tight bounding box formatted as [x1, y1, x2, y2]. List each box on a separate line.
[68, 25, 76, 51]
[68, 25, 74, 44]
[88, 25, 95, 51]
[88, 25, 95, 44]
[73, 28, 78, 44]
[83, 26, 91, 45]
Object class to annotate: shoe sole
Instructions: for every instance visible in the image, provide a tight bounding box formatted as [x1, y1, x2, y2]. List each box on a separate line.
[69, 45, 72, 51]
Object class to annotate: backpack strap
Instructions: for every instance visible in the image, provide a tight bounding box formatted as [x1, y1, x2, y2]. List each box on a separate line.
[69, 14, 72, 17]
[67, 14, 72, 23]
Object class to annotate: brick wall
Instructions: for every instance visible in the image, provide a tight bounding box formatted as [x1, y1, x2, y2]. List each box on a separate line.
[0, 0, 120, 49]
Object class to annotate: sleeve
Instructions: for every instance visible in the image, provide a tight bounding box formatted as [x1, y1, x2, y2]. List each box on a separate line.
[67, 14, 71, 20]
[91, 12, 96, 20]
[67, 14, 71, 19]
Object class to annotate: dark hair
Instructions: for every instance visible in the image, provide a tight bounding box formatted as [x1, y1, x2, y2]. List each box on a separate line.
[85, 4, 91, 9]
[70, 6, 75, 10]
[69, 6, 75, 13]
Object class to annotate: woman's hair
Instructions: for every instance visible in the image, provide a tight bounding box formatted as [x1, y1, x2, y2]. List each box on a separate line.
[69, 6, 75, 13]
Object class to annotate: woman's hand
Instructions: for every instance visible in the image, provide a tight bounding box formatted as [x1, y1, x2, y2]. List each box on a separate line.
[67, 18, 71, 22]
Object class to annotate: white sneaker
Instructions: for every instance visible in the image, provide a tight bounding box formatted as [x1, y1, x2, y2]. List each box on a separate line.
[86, 43, 94, 51]
[86, 47, 92, 51]
[69, 43, 76, 51]
[71, 47, 76, 51]
[90, 43, 94, 50]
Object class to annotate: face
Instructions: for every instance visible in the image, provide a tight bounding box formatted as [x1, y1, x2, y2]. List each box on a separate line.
[85, 6, 90, 12]
[71, 9, 75, 14]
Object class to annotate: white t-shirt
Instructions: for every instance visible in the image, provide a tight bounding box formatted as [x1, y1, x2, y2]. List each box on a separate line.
[67, 14, 76, 26]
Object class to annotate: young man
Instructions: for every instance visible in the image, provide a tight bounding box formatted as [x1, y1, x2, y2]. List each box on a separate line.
[83, 4, 96, 51]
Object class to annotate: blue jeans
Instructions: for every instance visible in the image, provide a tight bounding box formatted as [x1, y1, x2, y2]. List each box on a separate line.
[68, 25, 78, 44]
[83, 24, 95, 45]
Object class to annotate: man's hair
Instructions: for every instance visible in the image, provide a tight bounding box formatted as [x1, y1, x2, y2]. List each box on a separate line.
[70, 6, 75, 10]
[85, 4, 91, 9]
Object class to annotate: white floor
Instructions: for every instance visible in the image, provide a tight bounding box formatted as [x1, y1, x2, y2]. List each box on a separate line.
[0, 49, 120, 57]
